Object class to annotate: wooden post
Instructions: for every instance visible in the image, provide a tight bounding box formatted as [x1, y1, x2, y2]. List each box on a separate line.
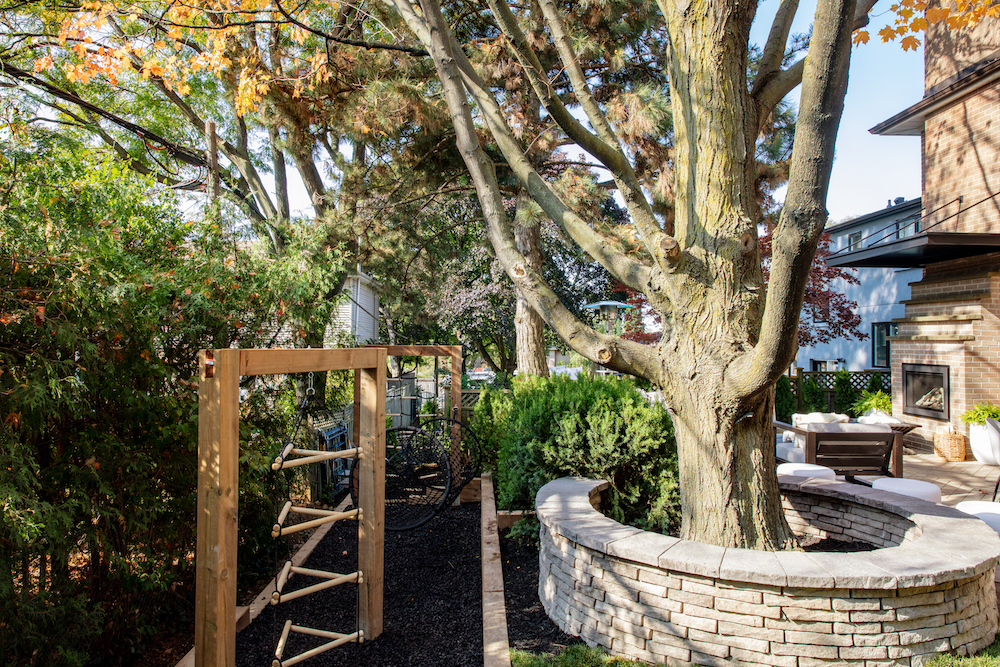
[356, 359, 386, 638]
[195, 349, 240, 667]
[891, 432, 904, 478]
[795, 367, 804, 411]
[450, 348, 461, 422]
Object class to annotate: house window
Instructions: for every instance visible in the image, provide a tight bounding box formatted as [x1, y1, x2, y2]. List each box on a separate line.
[872, 322, 897, 368]
[895, 215, 920, 239]
[848, 231, 862, 251]
[811, 359, 828, 372]
[810, 301, 831, 324]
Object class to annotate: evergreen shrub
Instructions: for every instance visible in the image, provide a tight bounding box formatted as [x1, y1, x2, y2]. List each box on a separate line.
[802, 378, 825, 412]
[490, 375, 680, 535]
[775, 375, 795, 423]
[0, 131, 334, 666]
[867, 372, 888, 394]
[834, 369, 858, 415]
[470, 387, 512, 470]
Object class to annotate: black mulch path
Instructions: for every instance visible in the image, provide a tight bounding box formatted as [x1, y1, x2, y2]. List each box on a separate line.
[499, 530, 582, 657]
[236, 503, 482, 667]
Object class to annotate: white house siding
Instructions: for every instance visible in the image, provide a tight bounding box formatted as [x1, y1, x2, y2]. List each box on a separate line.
[793, 199, 921, 372]
[328, 273, 380, 345]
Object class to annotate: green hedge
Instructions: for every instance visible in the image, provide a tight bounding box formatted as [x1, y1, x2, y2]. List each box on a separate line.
[775, 375, 795, 423]
[475, 375, 680, 535]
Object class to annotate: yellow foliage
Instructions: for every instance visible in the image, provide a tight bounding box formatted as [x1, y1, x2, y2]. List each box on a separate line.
[33, 56, 55, 72]
[878, 0, 998, 49]
[852, 29, 870, 45]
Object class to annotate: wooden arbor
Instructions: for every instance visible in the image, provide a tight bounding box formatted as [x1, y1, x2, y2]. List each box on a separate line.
[367, 345, 462, 420]
[195, 348, 387, 667]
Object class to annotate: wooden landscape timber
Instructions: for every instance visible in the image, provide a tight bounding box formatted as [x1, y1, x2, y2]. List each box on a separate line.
[195, 347, 387, 667]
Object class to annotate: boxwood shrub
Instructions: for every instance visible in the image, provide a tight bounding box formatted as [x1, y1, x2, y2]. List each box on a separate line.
[475, 375, 680, 535]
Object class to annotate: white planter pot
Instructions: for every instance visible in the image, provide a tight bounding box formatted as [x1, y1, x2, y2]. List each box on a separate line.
[969, 423, 1000, 466]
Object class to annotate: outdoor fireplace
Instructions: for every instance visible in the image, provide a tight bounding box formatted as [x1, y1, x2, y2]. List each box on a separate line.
[902, 363, 950, 421]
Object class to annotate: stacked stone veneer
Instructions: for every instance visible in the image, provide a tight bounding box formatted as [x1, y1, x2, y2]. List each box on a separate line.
[537, 477, 1000, 666]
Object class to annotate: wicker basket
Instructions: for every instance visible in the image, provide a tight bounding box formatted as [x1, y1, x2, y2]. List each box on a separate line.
[934, 431, 967, 462]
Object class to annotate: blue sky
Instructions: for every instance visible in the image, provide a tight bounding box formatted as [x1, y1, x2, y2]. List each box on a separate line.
[753, 1, 927, 221]
[824, 37, 924, 221]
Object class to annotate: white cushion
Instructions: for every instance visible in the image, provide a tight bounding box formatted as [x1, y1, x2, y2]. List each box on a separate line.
[776, 442, 805, 463]
[783, 419, 886, 449]
[777, 462, 836, 480]
[873, 478, 942, 503]
[858, 414, 903, 425]
[792, 412, 850, 429]
[809, 422, 892, 434]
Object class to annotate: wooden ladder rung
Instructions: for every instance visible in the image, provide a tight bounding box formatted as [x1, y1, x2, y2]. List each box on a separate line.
[271, 569, 363, 605]
[272, 508, 361, 538]
[272, 447, 361, 471]
[272, 627, 363, 667]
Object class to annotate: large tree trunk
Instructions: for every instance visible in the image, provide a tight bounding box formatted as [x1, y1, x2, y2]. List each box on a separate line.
[394, 0, 857, 549]
[649, 0, 793, 549]
[514, 192, 549, 377]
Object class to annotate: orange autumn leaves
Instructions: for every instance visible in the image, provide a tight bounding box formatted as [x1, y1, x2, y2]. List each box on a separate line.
[31, 0, 340, 116]
[854, 0, 1000, 50]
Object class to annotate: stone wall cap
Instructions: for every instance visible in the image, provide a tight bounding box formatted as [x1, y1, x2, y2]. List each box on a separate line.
[537, 476, 1000, 590]
[658, 539, 726, 577]
[720, 548, 788, 586]
[536, 477, 609, 513]
[605, 530, 680, 567]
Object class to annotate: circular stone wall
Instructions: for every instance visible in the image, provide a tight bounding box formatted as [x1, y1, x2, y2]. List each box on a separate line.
[536, 476, 1000, 666]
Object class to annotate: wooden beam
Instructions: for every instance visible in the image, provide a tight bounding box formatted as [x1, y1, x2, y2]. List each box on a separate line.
[239, 348, 382, 376]
[365, 344, 461, 358]
[195, 349, 240, 667]
[356, 353, 387, 638]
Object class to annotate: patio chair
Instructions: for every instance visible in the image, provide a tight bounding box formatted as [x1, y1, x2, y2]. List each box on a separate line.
[775, 421, 902, 483]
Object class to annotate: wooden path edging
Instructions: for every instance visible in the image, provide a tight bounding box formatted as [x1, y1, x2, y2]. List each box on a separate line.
[481, 472, 512, 667]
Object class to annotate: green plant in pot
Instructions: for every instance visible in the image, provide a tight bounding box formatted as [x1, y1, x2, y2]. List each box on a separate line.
[851, 390, 892, 419]
[959, 403, 1000, 466]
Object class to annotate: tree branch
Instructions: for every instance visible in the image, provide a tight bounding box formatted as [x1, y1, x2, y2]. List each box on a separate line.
[752, 0, 878, 123]
[487, 0, 680, 272]
[271, 0, 429, 57]
[752, 0, 800, 99]
[388, 0, 654, 292]
[399, 0, 659, 379]
[727, 0, 858, 401]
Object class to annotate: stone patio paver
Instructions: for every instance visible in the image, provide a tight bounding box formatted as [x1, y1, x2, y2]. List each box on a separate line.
[896, 453, 1000, 507]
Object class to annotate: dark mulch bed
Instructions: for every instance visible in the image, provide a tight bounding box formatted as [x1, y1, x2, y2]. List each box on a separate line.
[499, 530, 582, 656]
[800, 535, 877, 552]
[236, 503, 482, 667]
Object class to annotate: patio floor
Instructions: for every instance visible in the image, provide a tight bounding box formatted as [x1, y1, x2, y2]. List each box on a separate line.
[842, 452, 1000, 507]
[899, 452, 1000, 507]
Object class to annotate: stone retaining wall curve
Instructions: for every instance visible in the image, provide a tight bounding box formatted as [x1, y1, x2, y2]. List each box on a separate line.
[536, 476, 1000, 666]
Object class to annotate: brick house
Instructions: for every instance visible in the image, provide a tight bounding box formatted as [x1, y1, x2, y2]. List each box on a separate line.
[827, 13, 1000, 453]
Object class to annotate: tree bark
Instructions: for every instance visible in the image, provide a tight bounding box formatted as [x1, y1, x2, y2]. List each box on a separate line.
[382, 309, 403, 378]
[513, 192, 549, 377]
[390, 0, 859, 549]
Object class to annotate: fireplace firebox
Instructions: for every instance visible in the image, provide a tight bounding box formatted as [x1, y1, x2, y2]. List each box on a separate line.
[902, 363, 950, 421]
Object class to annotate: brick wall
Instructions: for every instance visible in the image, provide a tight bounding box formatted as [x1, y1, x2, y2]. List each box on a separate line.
[891, 257, 1000, 453]
[537, 477, 1000, 666]
[922, 83, 1000, 234]
[924, 1, 1000, 93]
